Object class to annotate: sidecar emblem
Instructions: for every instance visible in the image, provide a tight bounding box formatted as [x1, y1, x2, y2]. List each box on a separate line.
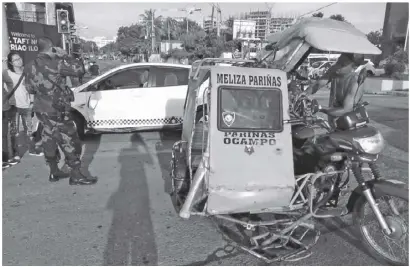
[222, 111, 235, 127]
[244, 145, 254, 155]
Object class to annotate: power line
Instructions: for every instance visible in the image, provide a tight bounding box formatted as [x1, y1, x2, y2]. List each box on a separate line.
[298, 3, 337, 19]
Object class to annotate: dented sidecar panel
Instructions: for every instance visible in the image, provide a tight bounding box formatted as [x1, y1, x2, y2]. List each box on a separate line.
[206, 66, 295, 215]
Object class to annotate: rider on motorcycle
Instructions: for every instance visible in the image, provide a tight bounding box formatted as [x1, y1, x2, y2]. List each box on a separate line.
[305, 53, 367, 126]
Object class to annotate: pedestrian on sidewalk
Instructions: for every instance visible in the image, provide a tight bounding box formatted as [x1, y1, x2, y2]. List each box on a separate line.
[24, 36, 97, 185]
[2, 84, 13, 169]
[2, 53, 22, 167]
[3, 52, 44, 161]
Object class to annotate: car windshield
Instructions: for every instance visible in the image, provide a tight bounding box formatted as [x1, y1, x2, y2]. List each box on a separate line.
[218, 87, 282, 131]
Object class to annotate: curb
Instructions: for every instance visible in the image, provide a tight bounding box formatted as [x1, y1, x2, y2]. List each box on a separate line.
[365, 90, 409, 97]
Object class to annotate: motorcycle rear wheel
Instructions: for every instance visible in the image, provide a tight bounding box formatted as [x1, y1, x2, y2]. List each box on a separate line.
[353, 184, 408, 266]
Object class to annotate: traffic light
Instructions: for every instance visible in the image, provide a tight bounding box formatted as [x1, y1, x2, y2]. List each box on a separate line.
[57, 9, 70, 34]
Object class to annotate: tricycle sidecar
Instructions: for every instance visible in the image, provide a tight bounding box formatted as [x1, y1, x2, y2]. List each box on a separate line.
[172, 59, 296, 216]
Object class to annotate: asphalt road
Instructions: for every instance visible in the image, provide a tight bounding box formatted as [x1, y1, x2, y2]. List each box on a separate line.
[2, 94, 408, 266]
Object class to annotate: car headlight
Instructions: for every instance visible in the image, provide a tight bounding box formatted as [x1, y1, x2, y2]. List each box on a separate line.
[353, 132, 385, 154]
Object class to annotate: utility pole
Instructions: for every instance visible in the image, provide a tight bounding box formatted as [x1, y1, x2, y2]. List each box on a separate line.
[168, 18, 171, 41]
[151, 9, 155, 53]
[62, 34, 67, 51]
[405, 21, 409, 52]
[216, 4, 221, 37]
[211, 5, 214, 31]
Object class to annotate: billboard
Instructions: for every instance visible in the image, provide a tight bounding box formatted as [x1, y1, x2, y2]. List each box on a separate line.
[233, 20, 256, 40]
[6, 19, 61, 63]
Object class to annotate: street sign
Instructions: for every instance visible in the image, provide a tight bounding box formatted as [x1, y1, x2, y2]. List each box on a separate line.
[70, 24, 76, 33]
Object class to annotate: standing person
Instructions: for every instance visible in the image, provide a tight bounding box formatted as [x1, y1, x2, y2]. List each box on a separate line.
[2, 84, 12, 169]
[2, 53, 21, 166]
[24, 36, 97, 185]
[89, 60, 99, 76]
[3, 52, 44, 158]
[78, 57, 85, 84]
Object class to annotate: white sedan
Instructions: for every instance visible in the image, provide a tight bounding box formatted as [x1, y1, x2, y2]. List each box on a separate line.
[309, 61, 335, 79]
[69, 63, 191, 138]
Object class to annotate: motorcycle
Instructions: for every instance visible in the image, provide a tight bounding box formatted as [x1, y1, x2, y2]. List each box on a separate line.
[169, 17, 408, 265]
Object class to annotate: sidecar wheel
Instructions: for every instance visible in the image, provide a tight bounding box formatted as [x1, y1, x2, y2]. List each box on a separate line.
[353, 184, 408, 266]
[170, 167, 190, 213]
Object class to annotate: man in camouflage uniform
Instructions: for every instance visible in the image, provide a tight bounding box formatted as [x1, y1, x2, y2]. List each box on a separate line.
[25, 37, 97, 185]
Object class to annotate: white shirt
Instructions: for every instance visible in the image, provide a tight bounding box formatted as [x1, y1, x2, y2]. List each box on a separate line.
[3, 69, 31, 108]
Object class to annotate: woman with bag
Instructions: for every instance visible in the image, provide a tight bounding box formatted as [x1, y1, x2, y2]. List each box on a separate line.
[2, 52, 43, 166]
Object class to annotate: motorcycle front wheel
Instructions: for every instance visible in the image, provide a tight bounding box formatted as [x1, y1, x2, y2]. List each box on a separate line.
[353, 183, 408, 266]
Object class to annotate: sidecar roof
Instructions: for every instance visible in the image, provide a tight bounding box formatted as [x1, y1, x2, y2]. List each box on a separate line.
[266, 17, 381, 55]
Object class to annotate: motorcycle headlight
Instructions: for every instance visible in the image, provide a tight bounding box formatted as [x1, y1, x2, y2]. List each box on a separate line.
[353, 132, 385, 154]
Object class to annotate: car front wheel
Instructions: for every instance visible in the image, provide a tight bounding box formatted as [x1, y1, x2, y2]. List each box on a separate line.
[71, 112, 86, 140]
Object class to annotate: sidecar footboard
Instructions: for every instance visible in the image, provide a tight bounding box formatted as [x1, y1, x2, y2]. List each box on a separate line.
[207, 185, 295, 215]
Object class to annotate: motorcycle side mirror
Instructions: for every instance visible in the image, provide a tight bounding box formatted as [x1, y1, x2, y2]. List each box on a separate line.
[362, 101, 369, 106]
[311, 99, 320, 114]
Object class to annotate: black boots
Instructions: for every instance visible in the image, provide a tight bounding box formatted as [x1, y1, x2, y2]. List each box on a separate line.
[47, 156, 97, 185]
[69, 168, 98, 185]
[48, 161, 70, 182]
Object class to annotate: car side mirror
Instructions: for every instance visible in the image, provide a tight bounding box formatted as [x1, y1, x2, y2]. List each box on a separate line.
[87, 85, 98, 92]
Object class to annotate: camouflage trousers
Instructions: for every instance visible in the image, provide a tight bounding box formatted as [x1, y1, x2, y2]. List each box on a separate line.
[35, 112, 82, 169]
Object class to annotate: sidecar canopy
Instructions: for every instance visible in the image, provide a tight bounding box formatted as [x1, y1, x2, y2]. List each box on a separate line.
[266, 17, 381, 55]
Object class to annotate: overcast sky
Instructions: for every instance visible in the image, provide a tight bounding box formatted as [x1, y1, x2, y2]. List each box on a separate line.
[73, 1, 387, 39]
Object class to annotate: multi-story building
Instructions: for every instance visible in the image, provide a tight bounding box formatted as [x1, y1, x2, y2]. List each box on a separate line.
[240, 10, 296, 40]
[245, 11, 270, 40]
[4, 2, 74, 26]
[92, 36, 116, 48]
[233, 20, 256, 39]
[269, 17, 296, 34]
[203, 17, 217, 33]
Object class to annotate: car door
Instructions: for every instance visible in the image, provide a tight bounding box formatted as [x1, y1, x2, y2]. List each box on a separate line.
[86, 66, 151, 129]
[136, 66, 190, 127]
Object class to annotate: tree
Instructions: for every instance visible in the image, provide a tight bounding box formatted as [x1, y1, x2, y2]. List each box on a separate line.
[139, 9, 168, 42]
[79, 38, 98, 54]
[329, 14, 346, 22]
[312, 12, 324, 18]
[366, 30, 383, 47]
[115, 23, 150, 56]
[100, 42, 117, 54]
